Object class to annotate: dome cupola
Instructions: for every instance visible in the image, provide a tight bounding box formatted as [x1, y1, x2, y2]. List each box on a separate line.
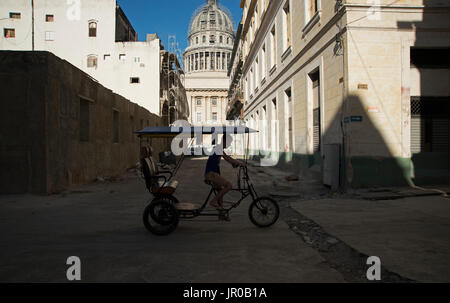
[188, 0, 234, 37]
[184, 0, 235, 74]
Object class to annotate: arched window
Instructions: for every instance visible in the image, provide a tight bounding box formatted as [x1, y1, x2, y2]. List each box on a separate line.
[202, 36, 206, 43]
[196, 36, 199, 44]
[87, 55, 98, 68]
[227, 37, 230, 44]
[220, 36, 223, 43]
[88, 21, 97, 37]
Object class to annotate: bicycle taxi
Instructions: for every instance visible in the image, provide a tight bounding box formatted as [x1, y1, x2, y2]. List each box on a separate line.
[136, 125, 280, 236]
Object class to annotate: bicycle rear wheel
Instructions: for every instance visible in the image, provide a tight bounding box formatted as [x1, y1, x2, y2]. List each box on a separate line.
[248, 197, 279, 228]
[143, 198, 179, 235]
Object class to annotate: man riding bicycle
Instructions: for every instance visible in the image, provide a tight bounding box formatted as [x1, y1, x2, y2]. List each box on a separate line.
[205, 134, 246, 209]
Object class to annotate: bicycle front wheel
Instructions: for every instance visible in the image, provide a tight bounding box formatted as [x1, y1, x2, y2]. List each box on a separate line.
[248, 197, 279, 228]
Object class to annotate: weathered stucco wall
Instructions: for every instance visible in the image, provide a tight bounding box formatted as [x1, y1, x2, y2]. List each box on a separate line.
[0, 51, 168, 194]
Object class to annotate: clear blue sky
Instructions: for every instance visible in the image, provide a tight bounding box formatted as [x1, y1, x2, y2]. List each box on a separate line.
[117, 0, 242, 52]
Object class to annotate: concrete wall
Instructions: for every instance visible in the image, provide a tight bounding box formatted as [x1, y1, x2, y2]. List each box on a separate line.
[0, 51, 167, 194]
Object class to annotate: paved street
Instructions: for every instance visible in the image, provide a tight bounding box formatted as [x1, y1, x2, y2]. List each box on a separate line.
[290, 196, 450, 282]
[0, 157, 344, 283]
[0, 157, 449, 282]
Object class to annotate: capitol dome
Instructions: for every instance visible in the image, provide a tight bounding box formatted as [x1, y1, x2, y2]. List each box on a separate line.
[184, 0, 235, 74]
[189, 0, 234, 37]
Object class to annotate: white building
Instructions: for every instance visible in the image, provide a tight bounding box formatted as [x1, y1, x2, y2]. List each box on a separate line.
[184, 0, 235, 126]
[0, 0, 162, 115]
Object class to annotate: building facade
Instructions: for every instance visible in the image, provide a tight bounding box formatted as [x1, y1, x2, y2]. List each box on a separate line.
[184, 0, 235, 127]
[0, 0, 188, 119]
[229, 0, 450, 188]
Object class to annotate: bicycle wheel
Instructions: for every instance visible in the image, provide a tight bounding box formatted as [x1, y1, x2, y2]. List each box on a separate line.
[143, 198, 179, 236]
[248, 197, 279, 228]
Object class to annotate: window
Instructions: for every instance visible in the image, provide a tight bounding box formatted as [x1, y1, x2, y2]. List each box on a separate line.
[4, 28, 15, 38]
[220, 36, 223, 43]
[45, 15, 54, 22]
[196, 36, 199, 44]
[271, 98, 278, 151]
[197, 98, 202, 106]
[222, 52, 226, 70]
[309, 0, 319, 19]
[410, 97, 450, 153]
[216, 52, 220, 69]
[45, 31, 55, 41]
[210, 52, 215, 70]
[87, 55, 97, 68]
[254, 4, 259, 31]
[203, 35, 206, 43]
[210, 35, 215, 44]
[9, 12, 21, 19]
[196, 112, 202, 123]
[212, 98, 217, 106]
[80, 99, 90, 142]
[285, 88, 293, 151]
[309, 70, 321, 152]
[113, 111, 119, 143]
[250, 68, 254, 94]
[88, 21, 97, 37]
[283, 2, 291, 50]
[411, 48, 450, 69]
[130, 77, 140, 84]
[270, 26, 276, 68]
[104, 54, 111, 61]
[227, 37, 230, 44]
[210, 13, 216, 28]
[212, 112, 218, 121]
[119, 54, 126, 61]
[255, 58, 259, 88]
[262, 106, 267, 150]
[249, 21, 253, 44]
[245, 78, 248, 101]
[134, 57, 140, 63]
[261, 45, 266, 79]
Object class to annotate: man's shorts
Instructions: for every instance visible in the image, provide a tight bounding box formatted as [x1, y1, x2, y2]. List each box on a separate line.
[204, 172, 230, 189]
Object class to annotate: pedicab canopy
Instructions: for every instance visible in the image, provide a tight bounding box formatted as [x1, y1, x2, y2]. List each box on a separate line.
[135, 126, 258, 138]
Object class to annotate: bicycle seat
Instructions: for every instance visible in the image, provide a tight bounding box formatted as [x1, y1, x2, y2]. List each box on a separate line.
[142, 157, 178, 195]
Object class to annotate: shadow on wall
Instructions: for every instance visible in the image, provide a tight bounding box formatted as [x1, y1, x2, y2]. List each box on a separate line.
[250, 95, 413, 189]
[250, 0, 450, 189]
[398, 0, 450, 186]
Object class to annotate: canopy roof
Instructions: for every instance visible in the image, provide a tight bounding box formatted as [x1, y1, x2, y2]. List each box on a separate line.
[136, 126, 258, 138]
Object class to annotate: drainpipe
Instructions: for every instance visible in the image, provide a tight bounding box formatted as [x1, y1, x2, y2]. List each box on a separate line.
[31, 0, 35, 51]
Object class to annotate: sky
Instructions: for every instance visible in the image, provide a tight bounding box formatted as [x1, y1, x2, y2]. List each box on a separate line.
[117, 0, 243, 53]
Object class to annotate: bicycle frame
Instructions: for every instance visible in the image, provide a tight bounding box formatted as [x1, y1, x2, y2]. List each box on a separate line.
[177, 167, 258, 219]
